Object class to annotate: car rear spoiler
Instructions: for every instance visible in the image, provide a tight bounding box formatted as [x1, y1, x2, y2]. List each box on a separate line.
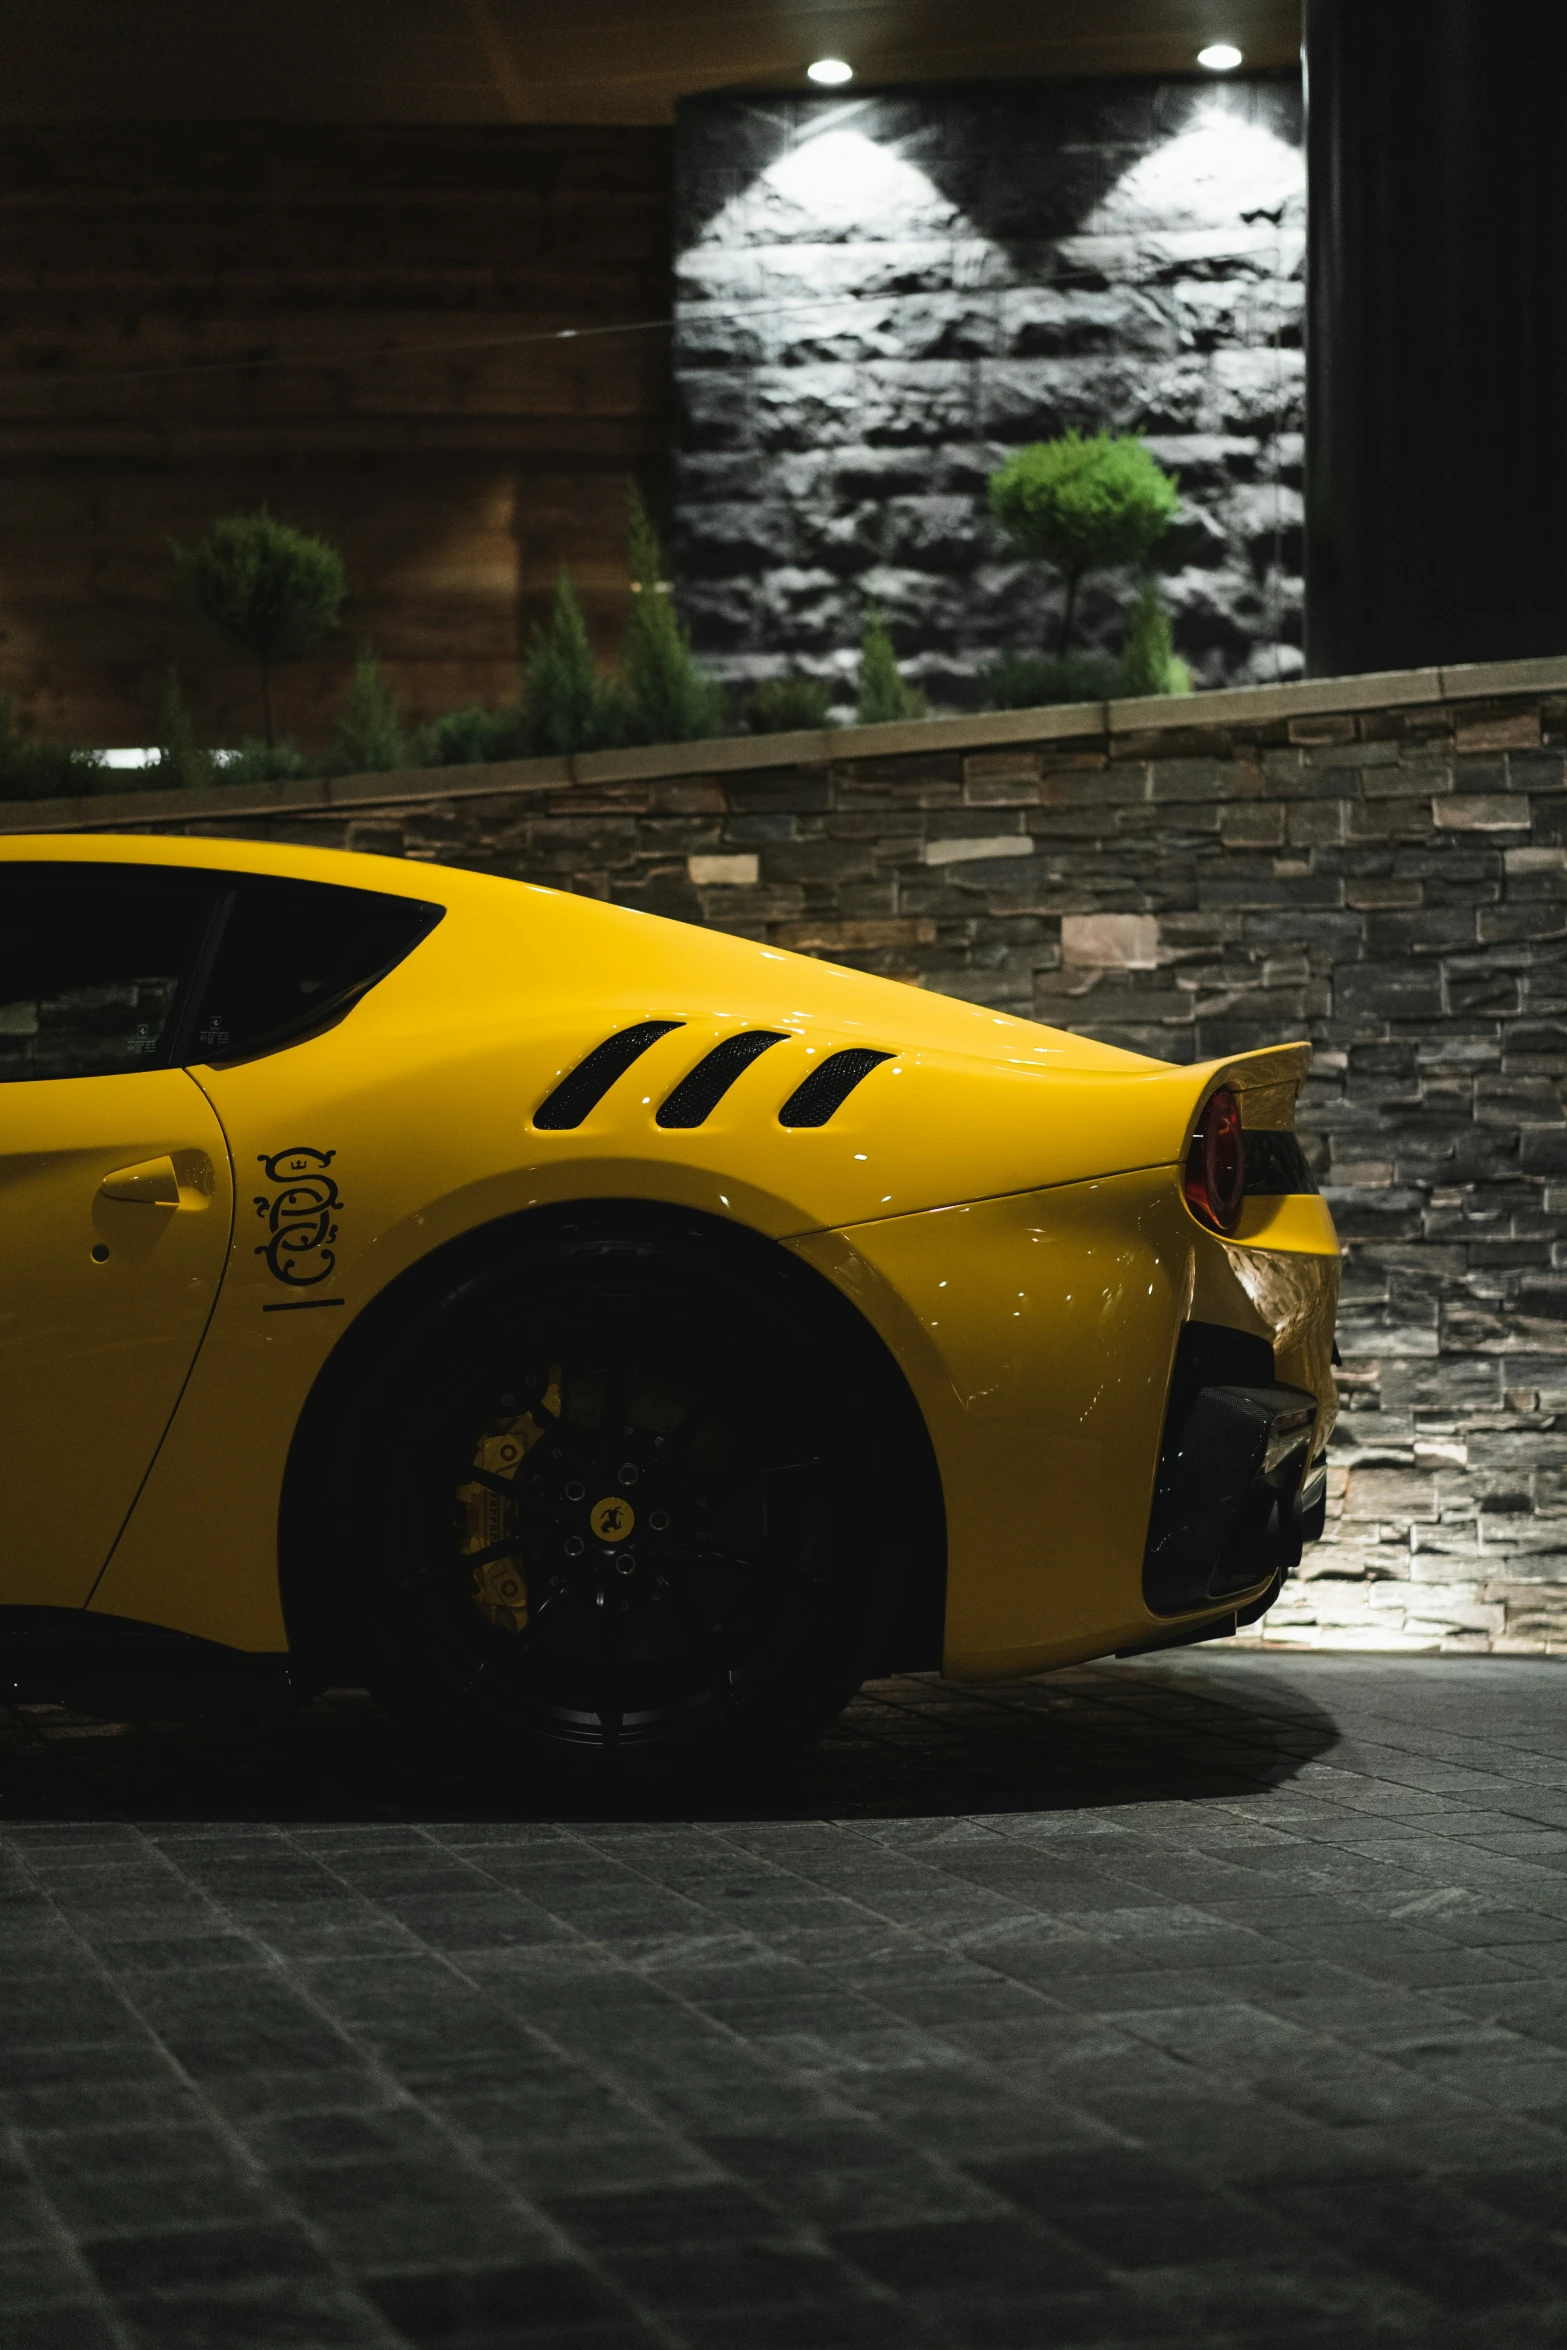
[1181, 1041, 1311, 1132]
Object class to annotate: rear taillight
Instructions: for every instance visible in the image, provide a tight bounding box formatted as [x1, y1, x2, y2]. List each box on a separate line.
[1183, 1087, 1245, 1234]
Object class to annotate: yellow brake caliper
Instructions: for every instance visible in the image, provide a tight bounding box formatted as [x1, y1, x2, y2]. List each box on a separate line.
[457, 1373, 561, 1634]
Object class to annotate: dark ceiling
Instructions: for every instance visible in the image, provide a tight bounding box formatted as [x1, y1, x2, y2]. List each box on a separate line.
[2, 1, 1302, 126]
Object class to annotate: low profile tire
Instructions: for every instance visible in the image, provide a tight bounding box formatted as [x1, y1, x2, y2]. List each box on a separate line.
[341, 1220, 880, 1767]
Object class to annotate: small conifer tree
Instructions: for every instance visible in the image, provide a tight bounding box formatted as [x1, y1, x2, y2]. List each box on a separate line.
[520, 570, 613, 756]
[856, 606, 928, 725]
[333, 647, 406, 775]
[151, 669, 213, 791]
[620, 490, 724, 746]
[173, 508, 346, 744]
[988, 432, 1179, 652]
[1119, 581, 1191, 699]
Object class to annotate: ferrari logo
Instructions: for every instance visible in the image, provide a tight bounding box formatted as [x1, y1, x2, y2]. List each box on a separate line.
[590, 1496, 635, 1544]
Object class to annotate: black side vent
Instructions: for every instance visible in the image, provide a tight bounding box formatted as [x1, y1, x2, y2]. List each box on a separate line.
[1243, 1131, 1319, 1197]
[657, 1030, 791, 1129]
[779, 1047, 895, 1129]
[534, 1021, 684, 1130]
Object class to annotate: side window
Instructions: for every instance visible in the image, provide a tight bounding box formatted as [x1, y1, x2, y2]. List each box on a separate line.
[0, 862, 442, 1078]
[189, 875, 442, 1062]
[0, 869, 218, 1083]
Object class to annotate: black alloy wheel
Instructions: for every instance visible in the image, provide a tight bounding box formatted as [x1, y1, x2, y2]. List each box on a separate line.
[353, 1223, 874, 1763]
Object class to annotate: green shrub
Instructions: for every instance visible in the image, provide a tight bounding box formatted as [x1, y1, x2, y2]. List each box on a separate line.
[332, 647, 406, 775]
[856, 607, 928, 724]
[1119, 581, 1192, 698]
[173, 508, 346, 744]
[0, 699, 103, 800]
[218, 737, 311, 784]
[988, 432, 1180, 650]
[421, 703, 524, 766]
[619, 491, 725, 746]
[744, 674, 836, 733]
[980, 650, 1125, 710]
[521, 570, 619, 756]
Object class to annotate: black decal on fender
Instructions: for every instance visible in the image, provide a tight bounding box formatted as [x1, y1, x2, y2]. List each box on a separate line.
[254, 1146, 341, 1288]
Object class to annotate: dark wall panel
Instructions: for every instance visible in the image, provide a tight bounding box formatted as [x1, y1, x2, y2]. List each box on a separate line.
[1305, 1, 1567, 675]
[0, 125, 671, 746]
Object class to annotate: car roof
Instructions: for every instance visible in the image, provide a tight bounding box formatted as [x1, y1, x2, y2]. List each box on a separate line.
[0, 830, 1168, 1077]
[0, 829, 479, 906]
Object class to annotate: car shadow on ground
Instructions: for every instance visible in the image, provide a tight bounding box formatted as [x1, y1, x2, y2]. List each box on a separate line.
[0, 1652, 1339, 1826]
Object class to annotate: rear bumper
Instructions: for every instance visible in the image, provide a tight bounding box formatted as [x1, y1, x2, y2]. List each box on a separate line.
[1143, 1322, 1328, 1618]
[799, 1168, 1340, 1680]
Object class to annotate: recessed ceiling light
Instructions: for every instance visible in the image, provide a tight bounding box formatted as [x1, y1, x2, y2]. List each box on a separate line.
[807, 57, 854, 85]
[1197, 42, 1243, 70]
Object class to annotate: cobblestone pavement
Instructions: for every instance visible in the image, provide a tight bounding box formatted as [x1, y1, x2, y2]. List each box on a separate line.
[2, 1654, 1566, 2350]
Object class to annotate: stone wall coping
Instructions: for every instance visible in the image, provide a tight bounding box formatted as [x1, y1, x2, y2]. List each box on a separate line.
[5, 650, 1567, 838]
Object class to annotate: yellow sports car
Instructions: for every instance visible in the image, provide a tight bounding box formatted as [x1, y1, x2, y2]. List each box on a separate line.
[0, 834, 1339, 1760]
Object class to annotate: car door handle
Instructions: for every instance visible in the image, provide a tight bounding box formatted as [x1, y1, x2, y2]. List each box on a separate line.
[99, 1153, 215, 1209]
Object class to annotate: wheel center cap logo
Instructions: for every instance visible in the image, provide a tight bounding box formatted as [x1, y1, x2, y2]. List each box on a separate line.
[591, 1496, 635, 1544]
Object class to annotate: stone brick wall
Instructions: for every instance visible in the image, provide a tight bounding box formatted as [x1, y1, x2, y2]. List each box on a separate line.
[15, 656, 1567, 1655]
[673, 77, 1305, 705]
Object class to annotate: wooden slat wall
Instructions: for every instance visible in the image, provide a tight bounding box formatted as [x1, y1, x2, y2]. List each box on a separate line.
[0, 125, 672, 746]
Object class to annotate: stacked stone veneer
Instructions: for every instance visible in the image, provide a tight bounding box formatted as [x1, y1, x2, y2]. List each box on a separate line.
[23, 662, 1567, 1655]
[674, 77, 1305, 702]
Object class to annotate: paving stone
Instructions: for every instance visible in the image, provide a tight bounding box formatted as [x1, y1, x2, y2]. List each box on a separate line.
[3, 1656, 1567, 2344]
